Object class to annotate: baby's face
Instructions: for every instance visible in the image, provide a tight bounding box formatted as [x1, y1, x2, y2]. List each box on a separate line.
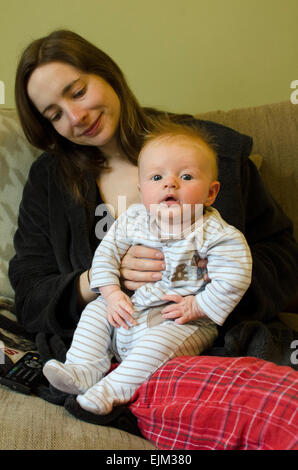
[138, 136, 220, 224]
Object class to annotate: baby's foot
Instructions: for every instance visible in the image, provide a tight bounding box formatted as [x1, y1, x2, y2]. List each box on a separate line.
[76, 383, 113, 415]
[43, 360, 96, 395]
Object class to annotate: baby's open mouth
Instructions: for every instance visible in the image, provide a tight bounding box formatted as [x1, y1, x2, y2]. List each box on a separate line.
[161, 196, 180, 206]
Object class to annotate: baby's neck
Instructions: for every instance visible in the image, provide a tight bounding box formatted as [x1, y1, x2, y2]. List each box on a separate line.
[151, 208, 206, 240]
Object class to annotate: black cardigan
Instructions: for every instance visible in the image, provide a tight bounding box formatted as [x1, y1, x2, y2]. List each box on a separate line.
[9, 119, 298, 365]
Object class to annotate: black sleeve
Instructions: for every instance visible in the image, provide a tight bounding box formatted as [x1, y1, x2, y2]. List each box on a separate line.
[223, 157, 298, 333]
[8, 155, 89, 337]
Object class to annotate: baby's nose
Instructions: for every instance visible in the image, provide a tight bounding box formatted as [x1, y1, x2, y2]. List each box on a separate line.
[163, 176, 178, 188]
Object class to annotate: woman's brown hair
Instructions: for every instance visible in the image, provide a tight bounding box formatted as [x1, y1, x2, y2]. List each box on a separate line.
[15, 30, 192, 203]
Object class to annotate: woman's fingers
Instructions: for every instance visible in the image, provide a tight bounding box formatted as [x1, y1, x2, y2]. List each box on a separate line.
[121, 245, 164, 271]
[127, 245, 164, 261]
[120, 245, 165, 289]
[120, 267, 162, 282]
[122, 256, 165, 273]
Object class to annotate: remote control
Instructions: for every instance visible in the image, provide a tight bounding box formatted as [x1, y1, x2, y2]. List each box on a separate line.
[0, 352, 43, 394]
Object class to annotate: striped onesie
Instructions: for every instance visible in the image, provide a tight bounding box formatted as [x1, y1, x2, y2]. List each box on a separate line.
[44, 204, 252, 415]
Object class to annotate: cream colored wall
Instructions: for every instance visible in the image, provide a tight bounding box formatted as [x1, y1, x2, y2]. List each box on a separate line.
[0, 0, 297, 114]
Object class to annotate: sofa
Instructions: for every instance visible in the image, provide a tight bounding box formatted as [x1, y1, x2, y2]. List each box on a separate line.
[0, 101, 297, 450]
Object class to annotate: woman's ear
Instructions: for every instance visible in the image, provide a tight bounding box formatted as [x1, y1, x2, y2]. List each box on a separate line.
[205, 181, 220, 206]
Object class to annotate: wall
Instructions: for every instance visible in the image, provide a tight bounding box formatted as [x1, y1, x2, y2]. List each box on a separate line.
[0, 0, 297, 114]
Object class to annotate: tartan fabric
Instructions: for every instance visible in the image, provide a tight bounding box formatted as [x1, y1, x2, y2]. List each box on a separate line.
[129, 356, 298, 450]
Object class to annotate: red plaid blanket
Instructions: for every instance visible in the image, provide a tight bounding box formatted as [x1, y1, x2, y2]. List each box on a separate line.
[129, 356, 298, 450]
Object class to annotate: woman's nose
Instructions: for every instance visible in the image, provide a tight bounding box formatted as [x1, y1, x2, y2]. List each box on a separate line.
[67, 103, 87, 126]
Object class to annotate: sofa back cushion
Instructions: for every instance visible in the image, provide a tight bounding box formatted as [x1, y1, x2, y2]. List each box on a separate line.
[0, 109, 39, 299]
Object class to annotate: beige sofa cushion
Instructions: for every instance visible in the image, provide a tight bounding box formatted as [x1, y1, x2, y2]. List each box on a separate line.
[0, 385, 155, 450]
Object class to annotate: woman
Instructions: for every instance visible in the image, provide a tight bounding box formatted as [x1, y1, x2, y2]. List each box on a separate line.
[9, 30, 297, 370]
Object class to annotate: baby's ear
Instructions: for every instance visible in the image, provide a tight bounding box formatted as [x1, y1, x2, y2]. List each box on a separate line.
[137, 183, 140, 192]
[205, 181, 220, 206]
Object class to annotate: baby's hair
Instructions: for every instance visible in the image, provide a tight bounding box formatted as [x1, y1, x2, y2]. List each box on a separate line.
[139, 118, 219, 180]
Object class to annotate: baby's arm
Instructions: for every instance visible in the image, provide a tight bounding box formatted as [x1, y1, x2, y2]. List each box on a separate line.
[92, 208, 141, 329]
[100, 285, 135, 330]
[162, 226, 252, 326]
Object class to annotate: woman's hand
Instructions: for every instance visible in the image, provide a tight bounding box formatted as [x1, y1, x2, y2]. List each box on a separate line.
[120, 245, 165, 291]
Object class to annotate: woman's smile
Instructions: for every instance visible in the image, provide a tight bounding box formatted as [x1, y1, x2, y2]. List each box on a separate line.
[81, 113, 103, 137]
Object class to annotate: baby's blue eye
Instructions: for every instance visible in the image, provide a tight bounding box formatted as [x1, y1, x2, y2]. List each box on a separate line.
[152, 175, 162, 181]
[181, 174, 192, 180]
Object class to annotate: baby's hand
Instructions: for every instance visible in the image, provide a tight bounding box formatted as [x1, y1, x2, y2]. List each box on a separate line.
[161, 294, 207, 324]
[106, 290, 135, 329]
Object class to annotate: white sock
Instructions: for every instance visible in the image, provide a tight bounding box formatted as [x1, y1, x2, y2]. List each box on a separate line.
[76, 380, 119, 415]
[43, 359, 103, 395]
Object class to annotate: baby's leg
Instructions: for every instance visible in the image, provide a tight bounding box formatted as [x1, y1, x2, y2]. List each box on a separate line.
[43, 298, 113, 394]
[77, 318, 217, 414]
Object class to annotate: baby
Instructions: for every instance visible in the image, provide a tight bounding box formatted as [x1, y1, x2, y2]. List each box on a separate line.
[43, 120, 252, 415]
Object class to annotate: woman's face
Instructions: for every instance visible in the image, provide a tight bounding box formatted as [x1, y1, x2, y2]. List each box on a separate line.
[27, 61, 121, 151]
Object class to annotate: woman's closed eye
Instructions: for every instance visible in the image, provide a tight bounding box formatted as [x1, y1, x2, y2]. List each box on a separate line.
[72, 86, 87, 99]
[49, 110, 62, 122]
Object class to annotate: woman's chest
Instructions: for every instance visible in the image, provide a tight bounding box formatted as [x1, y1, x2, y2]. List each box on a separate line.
[97, 161, 140, 218]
